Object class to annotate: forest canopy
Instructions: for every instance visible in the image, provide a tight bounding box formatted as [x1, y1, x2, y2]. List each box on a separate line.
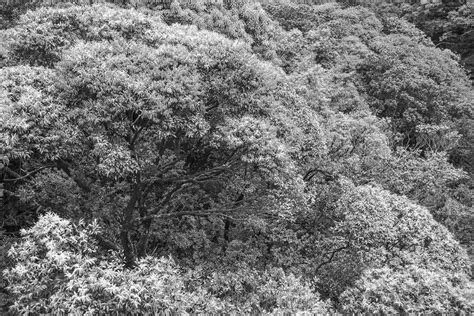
[1, 1, 473, 314]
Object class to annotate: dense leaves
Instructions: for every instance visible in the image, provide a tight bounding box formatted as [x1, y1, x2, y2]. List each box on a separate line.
[1, 2, 473, 314]
[4, 213, 329, 314]
[341, 266, 473, 314]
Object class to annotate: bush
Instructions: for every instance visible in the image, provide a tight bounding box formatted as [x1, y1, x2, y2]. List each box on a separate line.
[3, 213, 199, 314]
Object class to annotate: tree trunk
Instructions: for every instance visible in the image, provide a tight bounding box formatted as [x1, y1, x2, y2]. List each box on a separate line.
[120, 185, 140, 268]
[137, 217, 153, 258]
[120, 229, 136, 268]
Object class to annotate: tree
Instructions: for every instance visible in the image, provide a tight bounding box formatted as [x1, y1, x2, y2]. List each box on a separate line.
[361, 33, 472, 147]
[399, 2, 474, 79]
[302, 181, 471, 301]
[1, 4, 308, 268]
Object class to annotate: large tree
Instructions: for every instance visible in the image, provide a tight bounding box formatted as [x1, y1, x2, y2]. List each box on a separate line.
[1, 4, 314, 268]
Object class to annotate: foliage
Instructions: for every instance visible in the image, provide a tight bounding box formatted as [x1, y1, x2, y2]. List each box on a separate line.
[1, 4, 163, 67]
[187, 264, 331, 314]
[340, 266, 473, 314]
[0, 232, 16, 314]
[4, 213, 330, 314]
[363, 1, 474, 80]
[1, 3, 305, 268]
[273, 4, 474, 254]
[4, 213, 207, 314]
[299, 181, 471, 300]
[289, 4, 473, 151]
[361, 33, 472, 144]
[1, 2, 473, 314]
[160, 0, 308, 71]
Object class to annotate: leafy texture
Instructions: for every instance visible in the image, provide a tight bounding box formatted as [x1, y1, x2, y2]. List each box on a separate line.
[1, 2, 473, 314]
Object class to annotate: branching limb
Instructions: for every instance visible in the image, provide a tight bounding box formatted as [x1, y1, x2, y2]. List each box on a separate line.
[55, 160, 92, 193]
[303, 167, 336, 182]
[314, 243, 350, 273]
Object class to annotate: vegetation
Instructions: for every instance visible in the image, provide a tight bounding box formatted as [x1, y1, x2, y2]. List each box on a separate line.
[354, 0, 474, 80]
[1, 1, 473, 314]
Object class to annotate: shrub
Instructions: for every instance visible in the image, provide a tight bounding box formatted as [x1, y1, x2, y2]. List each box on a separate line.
[3, 213, 199, 314]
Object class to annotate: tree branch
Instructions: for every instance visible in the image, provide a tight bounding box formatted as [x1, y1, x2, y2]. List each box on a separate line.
[135, 210, 240, 223]
[314, 244, 350, 273]
[303, 167, 336, 182]
[3, 166, 21, 179]
[3, 166, 52, 182]
[145, 162, 231, 190]
[55, 160, 92, 193]
[130, 126, 145, 149]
